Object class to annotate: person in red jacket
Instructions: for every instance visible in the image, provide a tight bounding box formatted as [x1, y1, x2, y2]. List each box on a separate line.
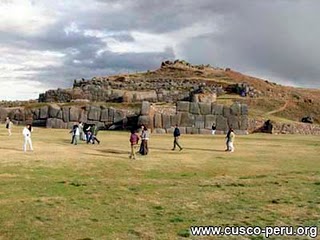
[129, 129, 139, 160]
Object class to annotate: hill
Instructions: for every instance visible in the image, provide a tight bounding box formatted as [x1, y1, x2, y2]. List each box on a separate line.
[37, 60, 320, 125]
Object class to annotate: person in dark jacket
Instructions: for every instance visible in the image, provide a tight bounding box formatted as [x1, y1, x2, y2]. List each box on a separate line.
[172, 124, 183, 151]
[139, 125, 149, 155]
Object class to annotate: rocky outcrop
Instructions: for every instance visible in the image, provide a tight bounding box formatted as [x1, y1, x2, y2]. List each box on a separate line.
[249, 119, 320, 135]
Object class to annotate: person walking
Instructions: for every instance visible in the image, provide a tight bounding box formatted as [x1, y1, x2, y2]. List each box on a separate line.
[5, 117, 13, 136]
[211, 123, 216, 135]
[172, 125, 183, 151]
[70, 124, 80, 145]
[225, 128, 235, 152]
[228, 129, 236, 152]
[129, 129, 139, 159]
[78, 122, 86, 141]
[22, 124, 33, 152]
[91, 124, 100, 144]
[139, 125, 149, 155]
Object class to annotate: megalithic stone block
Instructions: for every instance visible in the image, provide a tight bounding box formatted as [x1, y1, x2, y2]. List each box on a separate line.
[176, 101, 190, 112]
[137, 115, 152, 129]
[241, 104, 248, 115]
[205, 115, 217, 129]
[216, 115, 228, 131]
[211, 104, 223, 115]
[48, 104, 61, 118]
[227, 115, 240, 129]
[154, 113, 162, 128]
[88, 106, 101, 121]
[199, 102, 212, 115]
[162, 114, 171, 129]
[141, 101, 150, 115]
[223, 106, 231, 117]
[62, 106, 70, 122]
[195, 115, 205, 129]
[170, 113, 181, 126]
[230, 103, 241, 116]
[180, 112, 195, 127]
[69, 106, 81, 122]
[189, 102, 200, 115]
[100, 108, 109, 122]
[108, 108, 115, 123]
[39, 106, 49, 119]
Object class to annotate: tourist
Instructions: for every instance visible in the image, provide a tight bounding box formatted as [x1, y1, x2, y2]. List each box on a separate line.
[22, 124, 33, 152]
[85, 124, 93, 144]
[78, 122, 86, 141]
[5, 117, 13, 136]
[225, 128, 231, 151]
[139, 125, 149, 155]
[129, 129, 139, 159]
[91, 124, 100, 144]
[225, 128, 235, 152]
[172, 124, 183, 151]
[70, 124, 80, 145]
[211, 123, 216, 135]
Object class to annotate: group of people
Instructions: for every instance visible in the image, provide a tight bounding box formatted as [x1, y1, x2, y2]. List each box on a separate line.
[4, 117, 236, 154]
[129, 125, 150, 159]
[128, 124, 236, 160]
[70, 122, 100, 145]
[6, 117, 33, 152]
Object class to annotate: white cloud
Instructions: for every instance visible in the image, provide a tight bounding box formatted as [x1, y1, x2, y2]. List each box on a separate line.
[0, 0, 56, 34]
[0, 79, 47, 100]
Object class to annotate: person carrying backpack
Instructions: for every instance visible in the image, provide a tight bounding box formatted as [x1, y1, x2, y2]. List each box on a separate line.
[172, 124, 183, 151]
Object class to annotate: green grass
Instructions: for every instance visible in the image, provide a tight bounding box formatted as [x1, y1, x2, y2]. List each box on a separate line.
[0, 128, 319, 239]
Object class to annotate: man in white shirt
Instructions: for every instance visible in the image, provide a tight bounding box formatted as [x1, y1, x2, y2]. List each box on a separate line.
[22, 124, 33, 152]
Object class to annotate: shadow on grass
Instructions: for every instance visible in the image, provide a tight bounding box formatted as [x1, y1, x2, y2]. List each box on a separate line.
[152, 146, 225, 153]
[0, 146, 23, 152]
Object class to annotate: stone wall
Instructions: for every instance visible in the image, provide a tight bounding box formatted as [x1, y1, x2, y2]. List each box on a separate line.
[0, 101, 248, 134]
[39, 77, 221, 103]
[138, 101, 249, 135]
[0, 104, 136, 130]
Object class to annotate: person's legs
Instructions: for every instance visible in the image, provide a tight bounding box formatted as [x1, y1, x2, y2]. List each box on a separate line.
[172, 138, 176, 150]
[8, 128, 11, 136]
[23, 137, 27, 152]
[94, 136, 100, 144]
[74, 136, 79, 145]
[71, 135, 75, 144]
[175, 137, 182, 150]
[130, 144, 136, 159]
[139, 141, 144, 154]
[229, 141, 234, 152]
[225, 140, 229, 151]
[144, 140, 148, 155]
[132, 145, 136, 159]
[25, 137, 33, 151]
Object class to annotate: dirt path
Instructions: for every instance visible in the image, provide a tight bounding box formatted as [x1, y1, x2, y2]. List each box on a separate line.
[266, 100, 289, 115]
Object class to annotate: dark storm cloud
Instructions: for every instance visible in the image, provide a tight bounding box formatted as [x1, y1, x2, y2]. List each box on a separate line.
[179, 0, 320, 87]
[2, 0, 320, 100]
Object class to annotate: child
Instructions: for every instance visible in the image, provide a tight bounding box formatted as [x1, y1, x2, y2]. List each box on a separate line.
[129, 129, 139, 160]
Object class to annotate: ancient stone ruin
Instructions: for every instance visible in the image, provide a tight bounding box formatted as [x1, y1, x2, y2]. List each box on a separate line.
[0, 101, 249, 134]
[138, 101, 249, 135]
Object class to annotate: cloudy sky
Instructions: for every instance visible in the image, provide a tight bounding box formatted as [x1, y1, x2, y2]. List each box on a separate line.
[1, 0, 320, 100]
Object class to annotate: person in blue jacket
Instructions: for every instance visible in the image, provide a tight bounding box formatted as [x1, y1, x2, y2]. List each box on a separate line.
[172, 124, 183, 151]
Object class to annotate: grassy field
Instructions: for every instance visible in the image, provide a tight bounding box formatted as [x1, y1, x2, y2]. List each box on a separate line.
[0, 127, 319, 240]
